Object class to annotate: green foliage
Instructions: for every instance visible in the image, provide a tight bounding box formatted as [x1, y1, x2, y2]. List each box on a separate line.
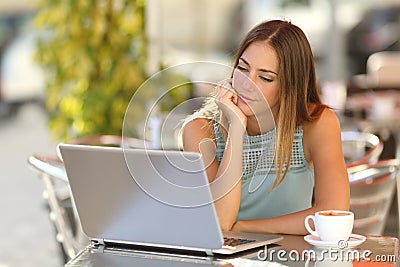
[280, 0, 310, 8]
[33, 0, 148, 141]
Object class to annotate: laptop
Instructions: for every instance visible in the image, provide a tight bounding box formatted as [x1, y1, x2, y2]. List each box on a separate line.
[58, 143, 283, 256]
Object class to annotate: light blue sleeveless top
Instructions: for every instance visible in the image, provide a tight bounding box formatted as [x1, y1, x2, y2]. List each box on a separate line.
[214, 125, 314, 220]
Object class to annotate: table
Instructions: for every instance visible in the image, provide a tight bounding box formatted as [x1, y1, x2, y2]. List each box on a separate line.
[65, 234, 398, 266]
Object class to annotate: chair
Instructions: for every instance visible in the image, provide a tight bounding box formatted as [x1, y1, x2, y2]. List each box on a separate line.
[28, 153, 88, 263]
[347, 159, 399, 235]
[341, 131, 384, 167]
[28, 135, 149, 263]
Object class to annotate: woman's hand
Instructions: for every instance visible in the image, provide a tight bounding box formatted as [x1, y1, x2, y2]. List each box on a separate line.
[214, 79, 247, 132]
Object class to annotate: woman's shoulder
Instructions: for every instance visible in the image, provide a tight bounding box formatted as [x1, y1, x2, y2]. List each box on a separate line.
[182, 116, 215, 139]
[305, 105, 339, 127]
[302, 107, 342, 163]
[183, 117, 213, 132]
[302, 107, 341, 141]
[182, 117, 216, 152]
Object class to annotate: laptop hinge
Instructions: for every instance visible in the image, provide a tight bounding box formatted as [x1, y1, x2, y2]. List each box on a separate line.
[91, 238, 105, 253]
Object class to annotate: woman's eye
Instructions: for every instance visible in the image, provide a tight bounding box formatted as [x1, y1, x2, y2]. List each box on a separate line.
[260, 76, 273, 82]
[237, 65, 248, 72]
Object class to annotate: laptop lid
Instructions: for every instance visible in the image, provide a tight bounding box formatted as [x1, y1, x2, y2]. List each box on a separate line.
[58, 144, 282, 255]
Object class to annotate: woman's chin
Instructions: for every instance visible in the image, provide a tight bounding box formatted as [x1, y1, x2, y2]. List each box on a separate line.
[237, 101, 254, 117]
[238, 101, 274, 120]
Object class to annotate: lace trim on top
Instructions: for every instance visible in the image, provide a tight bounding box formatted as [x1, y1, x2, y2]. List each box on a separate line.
[214, 124, 307, 181]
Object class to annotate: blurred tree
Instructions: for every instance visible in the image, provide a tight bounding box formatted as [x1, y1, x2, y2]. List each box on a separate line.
[33, 0, 148, 141]
[280, 0, 310, 8]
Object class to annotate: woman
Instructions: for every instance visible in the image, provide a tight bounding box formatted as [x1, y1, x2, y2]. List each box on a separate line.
[182, 20, 349, 235]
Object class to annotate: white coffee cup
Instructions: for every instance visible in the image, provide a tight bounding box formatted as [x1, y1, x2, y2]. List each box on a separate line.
[304, 210, 354, 242]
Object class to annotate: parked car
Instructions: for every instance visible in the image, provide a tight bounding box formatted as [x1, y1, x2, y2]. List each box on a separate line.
[0, 12, 45, 116]
[1, 30, 45, 104]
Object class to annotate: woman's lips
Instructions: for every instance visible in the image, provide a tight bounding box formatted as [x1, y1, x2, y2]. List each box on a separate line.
[238, 94, 254, 103]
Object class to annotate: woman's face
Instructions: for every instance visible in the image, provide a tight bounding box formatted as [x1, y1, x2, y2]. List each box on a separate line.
[232, 41, 280, 122]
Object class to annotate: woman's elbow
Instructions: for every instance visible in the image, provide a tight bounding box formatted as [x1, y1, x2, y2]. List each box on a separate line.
[219, 222, 234, 232]
[218, 217, 237, 232]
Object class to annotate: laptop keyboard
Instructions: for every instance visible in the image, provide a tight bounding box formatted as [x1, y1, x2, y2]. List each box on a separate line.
[223, 237, 256, 247]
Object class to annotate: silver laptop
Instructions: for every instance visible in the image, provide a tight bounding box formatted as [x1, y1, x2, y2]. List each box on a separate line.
[58, 143, 283, 256]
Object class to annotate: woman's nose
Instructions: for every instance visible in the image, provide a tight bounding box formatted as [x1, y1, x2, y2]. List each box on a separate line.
[242, 73, 257, 91]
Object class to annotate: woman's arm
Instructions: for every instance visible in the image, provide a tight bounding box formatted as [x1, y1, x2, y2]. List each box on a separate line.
[182, 117, 244, 231]
[232, 108, 350, 234]
[183, 80, 249, 231]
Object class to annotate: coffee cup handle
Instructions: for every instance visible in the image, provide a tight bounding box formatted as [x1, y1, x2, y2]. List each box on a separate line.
[304, 215, 318, 237]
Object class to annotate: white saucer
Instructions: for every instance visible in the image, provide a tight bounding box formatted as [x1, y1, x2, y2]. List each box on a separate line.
[304, 234, 366, 249]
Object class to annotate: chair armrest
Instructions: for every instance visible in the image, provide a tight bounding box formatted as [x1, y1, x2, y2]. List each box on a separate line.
[342, 131, 384, 167]
[28, 154, 68, 182]
[347, 159, 400, 183]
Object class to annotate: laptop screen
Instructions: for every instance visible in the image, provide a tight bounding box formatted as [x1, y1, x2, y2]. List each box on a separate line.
[59, 144, 224, 250]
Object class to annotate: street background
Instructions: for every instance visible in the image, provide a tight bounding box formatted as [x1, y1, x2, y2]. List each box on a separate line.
[0, 102, 62, 266]
[1, 0, 399, 266]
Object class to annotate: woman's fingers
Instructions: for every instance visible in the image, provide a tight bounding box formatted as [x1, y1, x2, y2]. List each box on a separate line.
[232, 92, 238, 105]
[213, 79, 247, 132]
[215, 79, 236, 102]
